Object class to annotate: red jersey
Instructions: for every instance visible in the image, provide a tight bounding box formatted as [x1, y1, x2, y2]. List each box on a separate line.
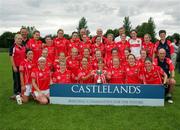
[78, 66, 93, 83]
[66, 56, 80, 76]
[142, 42, 154, 58]
[68, 39, 81, 55]
[140, 65, 165, 84]
[45, 57, 53, 70]
[42, 45, 55, 63]
[19, 59, 35, 84]
[31, 66, 51, 91]
[116, 41, 130, 59]
[91, 36, 107, 44]
[104, 41, 116, 59]
[9, 44, 26, 66]
[137, 58, 145, 69]
[108, 66, 125, 84]
[26, 38, 42, 63]
[105, 56, 115, 68]
[79, 41, 92, 55]
[124, 64, 142, 84]
[121, 58, 128, 67]
[52, 59, 60, 72]
[79, 55, 93, 67]
[52, 69, 73, 83]
[91, 43, 105, 57]
[53, 37, 68, 56]
[91, 58, 107, 70]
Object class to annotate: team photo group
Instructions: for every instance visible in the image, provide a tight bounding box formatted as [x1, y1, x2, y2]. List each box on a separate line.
[10, 26, 178, 105]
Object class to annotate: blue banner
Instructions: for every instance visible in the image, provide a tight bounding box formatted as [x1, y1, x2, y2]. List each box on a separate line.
[50, 84, 164, 106]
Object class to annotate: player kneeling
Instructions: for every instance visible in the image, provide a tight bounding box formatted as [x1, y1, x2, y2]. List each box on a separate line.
[16, 49, 34, 104]
[140, 57, 167, 84]
[31, 57, 51, 104]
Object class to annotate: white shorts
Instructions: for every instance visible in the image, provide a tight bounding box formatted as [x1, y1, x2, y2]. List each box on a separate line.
[34, 89, 49, 97]
[23, 84, 32, 96]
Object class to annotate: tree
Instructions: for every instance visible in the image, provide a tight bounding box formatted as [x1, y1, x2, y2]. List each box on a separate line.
[104, 29, 114, 37]
[167, 33, 180, 42]
[172, 33, 180, 40]
[0, 31, 15, 48]
[136, 22, 149, 37]
[166, 35, 173, 42]
[63, 34, 70, 40]
[113, 29, 119, 38]
[147, 17, 156, 42]
[76, 17, 90, 36]
[135, 17, 156, 42]
[123, 16, 132, 36]
[104, 29, 119, 39]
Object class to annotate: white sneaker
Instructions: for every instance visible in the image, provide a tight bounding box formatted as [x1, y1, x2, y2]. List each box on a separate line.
[168, 99, 173, 104]
[16, 95, 22, 105]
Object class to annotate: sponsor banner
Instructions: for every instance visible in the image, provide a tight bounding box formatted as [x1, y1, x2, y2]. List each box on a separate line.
[50, 84, 164, 106]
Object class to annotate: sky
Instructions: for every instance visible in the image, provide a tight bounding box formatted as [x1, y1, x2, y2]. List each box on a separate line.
[0, 0, 180, 37]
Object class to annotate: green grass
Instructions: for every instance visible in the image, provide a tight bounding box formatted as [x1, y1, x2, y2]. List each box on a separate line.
[0, 52, 180, 130]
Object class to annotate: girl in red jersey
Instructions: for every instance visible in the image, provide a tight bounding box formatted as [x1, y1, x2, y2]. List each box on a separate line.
[78, 57, 93, 83]
[124, 54, 142, 84]
[31, 57, 51, 104]
[52, 61, 74, 84]
[105, 48, 119, 68]
[79, 34, 92, 56]
[92, 58, 110, 84]
[26, 30, 42, 63]
[53, 52, 66, 72]
[140, 57, 167, 84]
[104, 34, 116, 59]
[66, 47, 80, 82]
[53, 29, 68, 56]
[91, 36, 105, 57]
[42, 35, 55, 64]
[41, 48, 53, 70]
[80, 48, 93, 67]
[108, 57, 125, 84]
[121, 48, 131, 67]
[92, 49, 106, 70]
[137, 49, 147, 69]
[19, 49, 35, 103]
[68, 32, 81, 55]
[142, 34, 154, 58]
[116, 33, 130, 59]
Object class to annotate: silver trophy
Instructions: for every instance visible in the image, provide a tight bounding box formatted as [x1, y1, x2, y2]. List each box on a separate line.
[97, 69, 102, 84]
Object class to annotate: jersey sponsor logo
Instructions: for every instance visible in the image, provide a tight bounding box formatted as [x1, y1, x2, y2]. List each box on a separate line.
[28, 65, 32, 69]
[57, 76, 61, 80]
[32, 44, 35, 47]
[39, 73, 43, 77]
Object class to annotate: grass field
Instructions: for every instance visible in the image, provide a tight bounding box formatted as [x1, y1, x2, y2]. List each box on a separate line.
[0, 52, 180, 130]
